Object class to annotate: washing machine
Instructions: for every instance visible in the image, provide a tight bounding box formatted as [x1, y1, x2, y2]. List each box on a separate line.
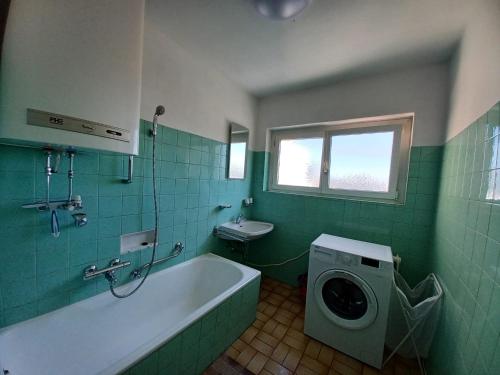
[304, 234, 393, 369]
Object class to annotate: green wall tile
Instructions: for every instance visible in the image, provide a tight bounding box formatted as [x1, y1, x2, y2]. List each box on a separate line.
[0, 120, 253, 330]
[428, 102, 500, 375]
[247, 145, 442, 286]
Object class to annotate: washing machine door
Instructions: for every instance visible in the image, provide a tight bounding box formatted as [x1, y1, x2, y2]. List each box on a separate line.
[314, 269, 378, 330]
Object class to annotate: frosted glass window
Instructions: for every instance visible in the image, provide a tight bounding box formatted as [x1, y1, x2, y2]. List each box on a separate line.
[228, 142, 246, 179]
[329, 132, 394, 192]
[277, 138, 323, 187]
[269, 114, 412, 203]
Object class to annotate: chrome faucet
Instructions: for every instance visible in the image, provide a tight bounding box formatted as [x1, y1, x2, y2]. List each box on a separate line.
[234, 213, 245, 224]
[104, 259, 121, 285]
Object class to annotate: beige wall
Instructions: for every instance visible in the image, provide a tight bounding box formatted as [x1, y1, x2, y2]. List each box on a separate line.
[255, 64, 450, 150]
[446, 0, 500, 139]
[141, 18, 256, 148]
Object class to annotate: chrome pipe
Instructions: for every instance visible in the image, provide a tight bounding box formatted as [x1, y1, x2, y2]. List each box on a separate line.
[67, 151, 75, 201]
[122, 155, 134, 184]
[83, 260, 131, 280]
[131, 242, 184, 279]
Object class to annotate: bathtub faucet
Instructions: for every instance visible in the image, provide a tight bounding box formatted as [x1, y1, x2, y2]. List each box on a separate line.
[104, 259, 121, 285]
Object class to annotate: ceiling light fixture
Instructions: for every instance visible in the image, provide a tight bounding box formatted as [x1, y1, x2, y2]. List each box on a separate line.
[252, 0, 312, 20]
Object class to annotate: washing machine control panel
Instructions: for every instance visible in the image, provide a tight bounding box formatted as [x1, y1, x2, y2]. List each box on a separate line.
[312, 245, 388, 271]
[337, 253, 355, 266]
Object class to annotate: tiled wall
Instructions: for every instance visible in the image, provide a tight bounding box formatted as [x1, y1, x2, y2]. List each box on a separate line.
[0, 120, 252, 328]
[247, 146, 442, 286]
[121, 277, 260, 375]
[428, 102, 500, 375]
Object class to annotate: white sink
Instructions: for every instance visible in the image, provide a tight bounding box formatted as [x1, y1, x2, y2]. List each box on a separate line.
[217, 220, 274, 241]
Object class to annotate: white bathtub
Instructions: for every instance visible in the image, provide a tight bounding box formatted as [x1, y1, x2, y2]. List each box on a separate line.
[0, 253, 260, 375]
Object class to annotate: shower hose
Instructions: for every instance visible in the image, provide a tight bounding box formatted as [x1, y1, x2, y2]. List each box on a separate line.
[108, 107, 163, 298]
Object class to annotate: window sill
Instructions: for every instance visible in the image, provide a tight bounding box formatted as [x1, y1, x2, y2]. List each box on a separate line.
[265, 188, 405, 205]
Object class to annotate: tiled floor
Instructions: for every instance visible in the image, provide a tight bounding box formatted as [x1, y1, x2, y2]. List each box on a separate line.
[205, 277, 420, 375]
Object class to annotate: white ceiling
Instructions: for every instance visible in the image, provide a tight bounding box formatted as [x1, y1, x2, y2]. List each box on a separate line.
[146, 0, 471, 97]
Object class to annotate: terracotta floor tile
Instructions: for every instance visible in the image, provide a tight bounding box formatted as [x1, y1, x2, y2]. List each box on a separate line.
[256, 311, 271, 323]
[282, 347, 302, 372]
[263, 304, 278, 317]
[331, 359, 360, 375]
[260, 290, 270, 299]
[296, 364, 318, 375]
[233, 339, 248, 352]
[256, 331, 280, 348]
[253, 319, 265, 330]
[317, 345, 335, 367]
[262, 284, 273, 291]
[290, 303, 303, 314]
[247, 352, 268, 374]
[274, 286, 292, 297]
[207, 277, 418, 375]
[271, 342, 291, 364]
[250, 338, 274, 356]
[236, 346, 258, 367]
[362, 366, 382, 375]
[241, 326, 259, 344]
[304, 340, 322, 359]
[258, 301, 270, 312]
[286, 328, 308, 343]
[271, 323, 288, 340]
[334, 351, 363, 372]
[226, 346, 241, 361]
[300, 355, 329, 375]
[203, 366, 220, 375]
[289, 295, 302, 304]
[274, 312, 293, 326]
[275, 308, 295, 320]
[282, 334, 308, 352]
[264, 359, 293, 375]
[213, 356, 250, 375]
[267, 295, 285, 306]
[268, 279, 280, 287]
[291, 317, 305, 331]
[262, 319, 279, 334]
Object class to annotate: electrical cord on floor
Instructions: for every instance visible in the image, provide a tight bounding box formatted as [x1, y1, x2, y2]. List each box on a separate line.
[244, 249, 310, 267]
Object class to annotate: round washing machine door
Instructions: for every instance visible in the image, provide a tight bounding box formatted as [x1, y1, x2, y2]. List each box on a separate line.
[314, 269, 378, 330]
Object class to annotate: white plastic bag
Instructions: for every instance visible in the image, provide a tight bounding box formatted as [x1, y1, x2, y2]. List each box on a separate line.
[385, 272, 443, 359]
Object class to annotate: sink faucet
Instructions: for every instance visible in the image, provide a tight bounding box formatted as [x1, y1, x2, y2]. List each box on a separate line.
[234, 213, 245, 224]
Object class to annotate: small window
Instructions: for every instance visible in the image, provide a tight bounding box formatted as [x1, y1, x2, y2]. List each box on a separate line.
[269, 114, 413, 203]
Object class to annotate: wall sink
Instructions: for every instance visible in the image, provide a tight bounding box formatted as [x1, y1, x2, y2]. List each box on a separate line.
[215, 220, 274, 242]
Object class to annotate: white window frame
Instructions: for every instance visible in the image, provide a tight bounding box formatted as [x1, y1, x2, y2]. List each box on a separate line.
[268, 114, 413, 204]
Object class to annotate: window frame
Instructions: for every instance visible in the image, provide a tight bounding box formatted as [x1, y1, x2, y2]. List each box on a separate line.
[268, 114, 413, 204]
[269, 127, 325, 194]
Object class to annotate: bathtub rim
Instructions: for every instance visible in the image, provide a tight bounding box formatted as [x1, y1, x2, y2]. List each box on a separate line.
[0, 253, 261, 375]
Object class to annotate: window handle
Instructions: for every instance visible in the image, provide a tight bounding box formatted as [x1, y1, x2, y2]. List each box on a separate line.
[322, 161, 329, 174]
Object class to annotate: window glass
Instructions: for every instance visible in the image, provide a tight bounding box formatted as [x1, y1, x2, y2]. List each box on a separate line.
[277, 138, 323, 187]
[329, 131, 394, 192]
[269, 114, 412, 203]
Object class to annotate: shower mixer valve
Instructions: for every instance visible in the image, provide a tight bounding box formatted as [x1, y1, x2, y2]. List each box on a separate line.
[104, 260, 120, 285]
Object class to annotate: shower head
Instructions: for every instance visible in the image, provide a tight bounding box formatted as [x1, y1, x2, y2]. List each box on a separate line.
[155, 105, 165, 116]
[151, 105, 165, 137]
